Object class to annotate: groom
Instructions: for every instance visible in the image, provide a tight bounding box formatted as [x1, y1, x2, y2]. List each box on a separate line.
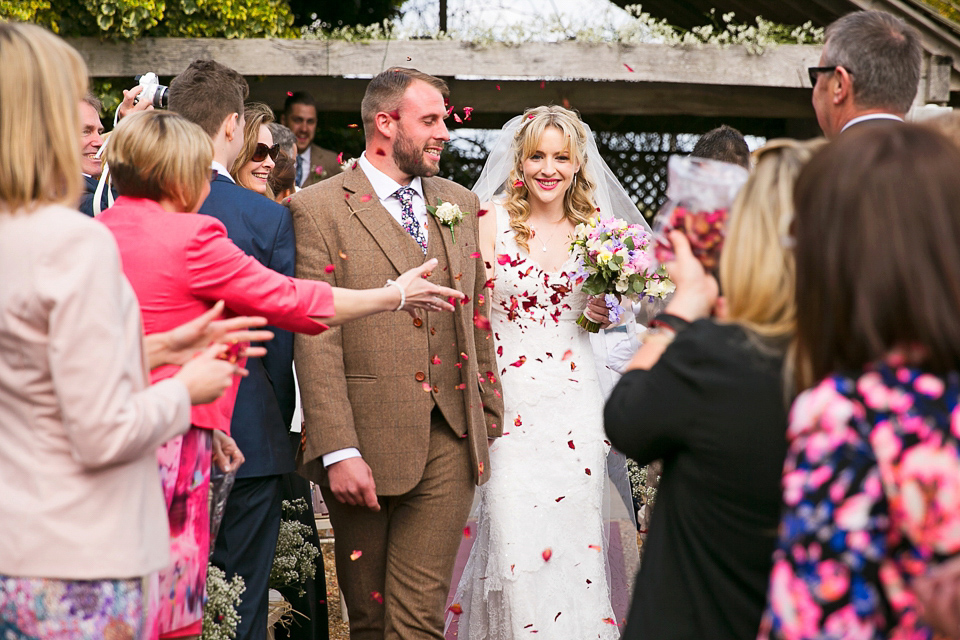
[288, 67, 504, 639]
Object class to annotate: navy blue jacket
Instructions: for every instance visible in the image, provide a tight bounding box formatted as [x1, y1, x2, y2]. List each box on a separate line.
[79, 174, 115, 217]
[200, 175, 296, 478]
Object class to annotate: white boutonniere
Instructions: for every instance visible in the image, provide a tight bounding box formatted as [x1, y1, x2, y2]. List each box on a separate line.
[426, 198, 465, 243]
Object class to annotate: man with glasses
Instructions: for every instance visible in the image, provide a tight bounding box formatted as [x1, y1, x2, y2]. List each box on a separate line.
[808, 10, 921, 138]
[169, 59, 300, 640]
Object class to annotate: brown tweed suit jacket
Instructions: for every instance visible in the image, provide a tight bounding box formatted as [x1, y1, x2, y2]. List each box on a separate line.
[289, 165, 504, 496]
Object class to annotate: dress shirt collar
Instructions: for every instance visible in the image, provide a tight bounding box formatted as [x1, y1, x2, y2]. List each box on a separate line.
[841, 113, 904, 133]
[358, 152, 424, 203]
[211, 161, 235, 183]
[298, 145, 312, 167]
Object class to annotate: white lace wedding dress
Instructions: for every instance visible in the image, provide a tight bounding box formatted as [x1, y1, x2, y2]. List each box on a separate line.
[448, 204, 620, 640]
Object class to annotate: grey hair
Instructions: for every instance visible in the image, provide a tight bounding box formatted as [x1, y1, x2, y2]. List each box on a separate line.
[824, 11, 922, 114]
[267, 122, 297, 155]
[82, 91, 103, 115]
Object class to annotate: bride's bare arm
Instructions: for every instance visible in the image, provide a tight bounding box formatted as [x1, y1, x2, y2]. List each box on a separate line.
[479, 201, 498, 282]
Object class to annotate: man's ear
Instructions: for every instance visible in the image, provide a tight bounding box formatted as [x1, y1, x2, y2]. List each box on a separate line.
[223, 112, 240, 141]
[374, 112, 396, 139]
[833, 67, 853, 105]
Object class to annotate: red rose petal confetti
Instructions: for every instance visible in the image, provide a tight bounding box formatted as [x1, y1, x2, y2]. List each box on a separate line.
[336, 152, 343, 164]
[514, 416, 522, 426]
[460, 352, 468, 360]
[360, 194, 373, 202]
[539, 81, 545, 89]
[473, 310, 491, 330]
[324, 264, 335, 273]
[603, 618, 618, 626]
[555, 612, 562, 622]
[469, 251, 481, 259]
[486, 371, 496, 384]
[455, 383, 466, 390]
[448, 603, 463, 615]
[218, 340, 243, 364]
[568, 440, 575, 449]
[542, 548, 552, 562]
[624, 63, 634, 72]
[463, 526, 471, 539]
[338, 250, 348, 259]
[446, 105, 455, 117]
[375, 148, 386, 156]
[431, 355, 441, 365]
[513, 180, 524, 188]
[463, 107, 474, 120]
[586, 579, 592, 584]
[561, 349, 573, 361]
[477, 208, 489, 217]
[509, 356, 527, 367]
[497, 254, 511, 266]
[388, 110, 400, 120]
[478, 461, 484, 475]
[350, 550, 363, 561]
[286, 91, 294, 97]
[453, 113, 463, 123]
[371, 591, 383, 603]
[584, 468, 592, 475]
[348, 123, 359, 128]
[570, 362, 577, 371]
[496, 84, 501, 91]
[555, 496, 565, 502]
[589, 544, 603, 551]
[497, 346, 503, 356]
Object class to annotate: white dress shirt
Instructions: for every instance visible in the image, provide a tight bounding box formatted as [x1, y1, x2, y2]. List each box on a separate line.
[212, 160, 235, 183]
[320, 153, 429, 469]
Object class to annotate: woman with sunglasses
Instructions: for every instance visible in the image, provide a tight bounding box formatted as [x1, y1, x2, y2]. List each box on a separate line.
[231, 102, 280, 197]
[98, 109, 463, 639]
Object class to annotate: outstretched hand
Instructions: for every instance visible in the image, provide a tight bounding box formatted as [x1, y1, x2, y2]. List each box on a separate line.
[395, 258, 466, 317]
[914, 555, 960, 638]
[161, 300, 274, 367]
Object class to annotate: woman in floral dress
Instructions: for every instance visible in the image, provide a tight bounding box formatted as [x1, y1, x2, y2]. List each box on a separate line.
[759, 125, 960, 639]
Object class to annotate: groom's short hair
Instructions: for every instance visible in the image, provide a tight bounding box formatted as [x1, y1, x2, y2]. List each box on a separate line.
[361, 67, 449, 141]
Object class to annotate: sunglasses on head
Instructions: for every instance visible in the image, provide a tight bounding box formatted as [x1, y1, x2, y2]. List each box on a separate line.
[252, 142, 280, 163]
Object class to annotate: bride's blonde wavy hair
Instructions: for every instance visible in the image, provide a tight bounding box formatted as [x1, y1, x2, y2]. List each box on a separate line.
[504, 106, 597, 252]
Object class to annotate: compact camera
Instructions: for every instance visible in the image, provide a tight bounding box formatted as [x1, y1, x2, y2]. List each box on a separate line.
[133, 72, 169, 109]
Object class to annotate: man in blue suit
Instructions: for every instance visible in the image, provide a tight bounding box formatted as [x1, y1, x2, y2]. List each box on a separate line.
[169, 59, 300, 640]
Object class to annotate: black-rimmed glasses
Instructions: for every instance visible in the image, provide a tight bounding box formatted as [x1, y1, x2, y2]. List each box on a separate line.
[252, 142, 280, 163]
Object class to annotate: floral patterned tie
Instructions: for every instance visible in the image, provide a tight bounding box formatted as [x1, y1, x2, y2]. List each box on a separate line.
[295, 156, 304, 187]
[395, 187, 427, 254]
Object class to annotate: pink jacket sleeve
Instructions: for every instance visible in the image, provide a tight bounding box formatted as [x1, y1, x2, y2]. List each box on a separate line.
[186, 218, 335, 333]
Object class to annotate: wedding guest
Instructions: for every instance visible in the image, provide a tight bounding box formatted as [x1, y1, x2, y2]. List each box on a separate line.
[759, 124, 960, 639]
[231, 102, 279, 197]
[267, 151, 297, 202]
[690, 124, 750, 169]
[268, 122, 298, 161]
[100, 109, 463, 639]
[605, 138, 824, 639]
[0, 23, 241, 638]
[809, 10, 921, 138]
[280, 91, 340, 187]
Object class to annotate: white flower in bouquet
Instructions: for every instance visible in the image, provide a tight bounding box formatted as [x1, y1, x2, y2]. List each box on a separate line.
[269, 499, 319, 598]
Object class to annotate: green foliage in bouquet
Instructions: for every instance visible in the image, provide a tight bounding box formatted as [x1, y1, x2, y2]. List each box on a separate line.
[202, 564, 245, 640]
[270, 498, 319, 597]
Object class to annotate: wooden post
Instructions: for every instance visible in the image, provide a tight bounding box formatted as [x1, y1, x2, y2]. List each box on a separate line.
[439, 0, 447, 33]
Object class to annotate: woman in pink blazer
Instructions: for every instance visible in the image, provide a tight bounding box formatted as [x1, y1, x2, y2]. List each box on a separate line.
[99, 110, 462, 638]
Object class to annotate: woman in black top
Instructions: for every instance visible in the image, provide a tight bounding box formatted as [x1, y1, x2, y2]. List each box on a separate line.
[604, 139, 823, 639]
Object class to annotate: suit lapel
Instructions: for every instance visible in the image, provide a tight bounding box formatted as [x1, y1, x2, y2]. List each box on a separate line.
[342, 168, 422, 275]
[422, 179, 464, 287]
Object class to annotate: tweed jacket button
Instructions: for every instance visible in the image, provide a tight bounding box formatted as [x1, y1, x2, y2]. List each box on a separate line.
[415, 371, 426, 382]
[412, 317, 423, 327]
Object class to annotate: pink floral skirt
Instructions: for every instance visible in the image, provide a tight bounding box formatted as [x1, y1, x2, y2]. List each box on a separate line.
[152, 427, 212, 639]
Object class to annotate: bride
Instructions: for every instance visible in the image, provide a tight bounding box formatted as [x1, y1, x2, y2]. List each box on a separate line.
[447, 106, 643, 639]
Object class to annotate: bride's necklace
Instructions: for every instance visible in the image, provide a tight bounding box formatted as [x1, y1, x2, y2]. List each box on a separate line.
[530, 218, 567, 253]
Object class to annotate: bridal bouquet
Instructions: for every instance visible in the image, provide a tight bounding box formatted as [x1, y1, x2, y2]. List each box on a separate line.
[570, 216, 661, 333]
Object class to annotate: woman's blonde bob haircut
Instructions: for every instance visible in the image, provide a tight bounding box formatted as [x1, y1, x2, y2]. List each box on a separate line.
[0, 23, 87, 212]
[106, 111, 214, 212]
[719, 138, 825, 340]
[504, 106, 597, 252]
[230, 102, 275, 192]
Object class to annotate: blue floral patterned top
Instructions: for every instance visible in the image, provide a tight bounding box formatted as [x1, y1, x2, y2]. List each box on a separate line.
[759, 360, 960, 639]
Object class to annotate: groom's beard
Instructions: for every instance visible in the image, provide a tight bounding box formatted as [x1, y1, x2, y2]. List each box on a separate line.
[394, 129, 443, 178]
